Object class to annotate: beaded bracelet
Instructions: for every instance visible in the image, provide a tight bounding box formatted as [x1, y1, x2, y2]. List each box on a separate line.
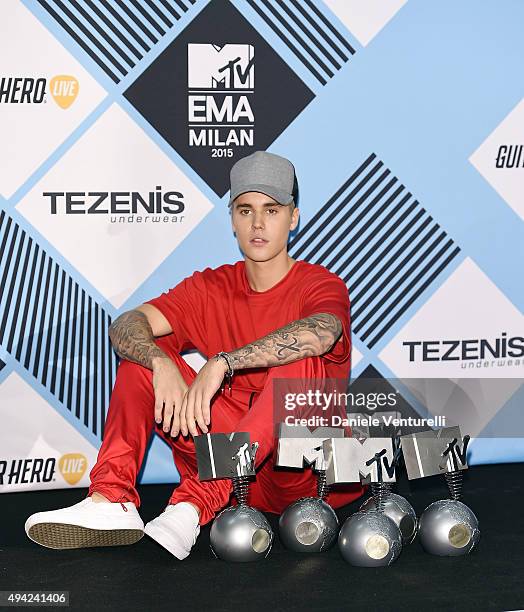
[214, 351, 234, 394]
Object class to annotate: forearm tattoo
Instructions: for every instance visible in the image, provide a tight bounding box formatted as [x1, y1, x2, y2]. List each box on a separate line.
[228, 313, 343, 370]
[108, 310, 167, 369]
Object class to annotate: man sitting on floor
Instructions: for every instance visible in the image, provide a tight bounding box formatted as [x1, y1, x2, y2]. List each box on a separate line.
[25, 151, 363, 560]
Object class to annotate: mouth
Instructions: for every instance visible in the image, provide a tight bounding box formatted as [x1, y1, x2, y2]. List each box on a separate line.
[249, 237, 269, 246]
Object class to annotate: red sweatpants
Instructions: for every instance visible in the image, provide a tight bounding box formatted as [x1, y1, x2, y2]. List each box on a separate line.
[88, 335, 364, 525]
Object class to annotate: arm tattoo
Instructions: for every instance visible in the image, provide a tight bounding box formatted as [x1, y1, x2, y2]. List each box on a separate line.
[228, 313, 343, 370]
[108, 310, 168, 369]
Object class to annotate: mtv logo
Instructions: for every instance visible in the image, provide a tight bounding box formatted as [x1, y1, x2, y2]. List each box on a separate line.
[194, 432, 257, 480]
[125, 0, 314, 196]
[276, 424, 345, 471]
[188, 43, 254, 89]
[323, 438, 396, 485]
[401, 427, 469, 480]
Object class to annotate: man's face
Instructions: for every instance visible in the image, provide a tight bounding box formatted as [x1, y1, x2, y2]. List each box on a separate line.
[231, 191, 299, 263]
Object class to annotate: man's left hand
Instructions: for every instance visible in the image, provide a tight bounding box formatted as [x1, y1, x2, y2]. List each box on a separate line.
[177, 356, 228, 437]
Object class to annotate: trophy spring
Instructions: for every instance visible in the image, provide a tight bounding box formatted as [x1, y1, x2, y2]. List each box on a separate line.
[444, 470, 463, 501]
[317, 470, 330, 499]
[232, 475, 250, 506]
[370, 481, 392, 513]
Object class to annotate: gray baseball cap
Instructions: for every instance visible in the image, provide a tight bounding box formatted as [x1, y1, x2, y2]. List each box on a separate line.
[228, 151, 295, 207]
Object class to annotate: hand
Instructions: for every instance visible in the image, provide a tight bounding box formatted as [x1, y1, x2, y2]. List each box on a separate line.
[152, 357, 188, 435]
[177, 356, 228, 437]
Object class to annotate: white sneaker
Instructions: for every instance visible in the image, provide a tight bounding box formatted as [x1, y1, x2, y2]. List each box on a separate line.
[25, 497, 144, 549]
[144, 502, 200, 560]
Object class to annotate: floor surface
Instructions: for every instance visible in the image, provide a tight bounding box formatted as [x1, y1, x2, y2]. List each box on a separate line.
[0, 464, 521, 611]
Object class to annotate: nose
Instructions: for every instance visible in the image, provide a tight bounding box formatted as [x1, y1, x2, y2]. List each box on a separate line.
[251, 212, 265, 230]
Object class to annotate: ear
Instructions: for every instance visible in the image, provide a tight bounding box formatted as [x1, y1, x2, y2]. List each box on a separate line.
[230, 208, 237, 236]
[290, 206, 299, 231]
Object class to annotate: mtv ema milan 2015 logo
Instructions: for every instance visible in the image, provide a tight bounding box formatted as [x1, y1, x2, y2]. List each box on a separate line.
[125, 0, 314, 197]
[187, 43, 255, 150]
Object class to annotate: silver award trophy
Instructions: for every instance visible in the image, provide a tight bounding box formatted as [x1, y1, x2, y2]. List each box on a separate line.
[324, 437, 402, 566]
[276, 425, 342, 553]
[359, 439, 418, 545]
[402, 429, 480, 556]
[195, 432, 274, 562]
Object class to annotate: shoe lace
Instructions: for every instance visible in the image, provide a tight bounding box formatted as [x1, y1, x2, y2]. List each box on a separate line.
[116, 494, 128, 512]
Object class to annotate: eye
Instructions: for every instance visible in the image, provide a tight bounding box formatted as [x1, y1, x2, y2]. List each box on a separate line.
[239, 209, 251, 215]
[266, 208, 278, 214]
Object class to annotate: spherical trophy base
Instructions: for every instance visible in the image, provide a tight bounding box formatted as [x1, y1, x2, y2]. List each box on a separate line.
[338, 511, 402, 567]
[278, 497, 339, 553]
[418, 499, 480, 556]
[360, 493, 418, 544]
[210, 505, 273, 562]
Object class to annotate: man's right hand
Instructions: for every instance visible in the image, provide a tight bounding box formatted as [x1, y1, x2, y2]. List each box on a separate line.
[152, 357, 188, 435]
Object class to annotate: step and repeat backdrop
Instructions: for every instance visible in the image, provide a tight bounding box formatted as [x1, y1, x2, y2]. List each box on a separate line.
[1, 0, 523, 493]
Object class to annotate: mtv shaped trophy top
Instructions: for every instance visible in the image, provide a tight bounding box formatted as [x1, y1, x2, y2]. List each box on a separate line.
[195, 432, 258, 482]
[323, 438, 398, 486]
[276, 424, 345, 471]
[400, 426, 469, 480]
[276, 424, 345, 500]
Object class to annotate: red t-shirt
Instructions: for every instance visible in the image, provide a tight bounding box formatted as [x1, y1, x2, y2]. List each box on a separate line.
[146, 259, 351, 393]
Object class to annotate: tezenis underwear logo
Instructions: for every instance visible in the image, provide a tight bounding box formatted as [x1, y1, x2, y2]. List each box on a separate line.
[187, 43, 255, 149]
[43, 187, 186, 224]
[403, 332, 524, 369]
[59, 453, 87, 485]
[0, 75, 79, 108]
